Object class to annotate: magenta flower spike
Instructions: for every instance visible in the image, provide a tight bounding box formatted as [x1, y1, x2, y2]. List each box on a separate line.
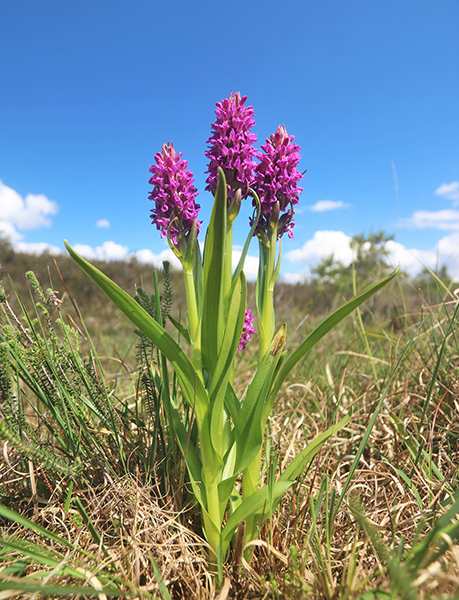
[205, 91, 258, 204]
[252, 125, 304, 240]
[238, 309, 256, 351]
[149, 143, 202, 249]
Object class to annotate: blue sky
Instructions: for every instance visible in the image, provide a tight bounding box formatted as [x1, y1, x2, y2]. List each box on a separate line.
[1, 0, 458, 282]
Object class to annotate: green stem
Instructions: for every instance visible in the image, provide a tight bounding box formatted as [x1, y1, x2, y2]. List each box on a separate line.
[183, 265, 203, 381]
[223, 222, 233, 309]
[242, 447, 263, 555]
[257, 227, 278, 362]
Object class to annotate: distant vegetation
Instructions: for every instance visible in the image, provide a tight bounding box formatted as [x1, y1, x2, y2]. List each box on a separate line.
[0, 231, 453, 332]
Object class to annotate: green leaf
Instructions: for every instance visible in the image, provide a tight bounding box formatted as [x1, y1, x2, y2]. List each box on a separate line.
[168, 314, 190, 344]
[167, 399, 205, 503]
[221, 415, 349, 548]
[221, 480, 292, 546]
[278, 415, 349, 482]
[201, 168, 227, 376]
[209, 272, 246, 457]
[64, 241, 209, 425]
[224, 383, 241, 420]
[209, 272, 246, 401]
[193, 237, 203, 317]
[232, 325, 286, 475]
[268, 266, 400, 408]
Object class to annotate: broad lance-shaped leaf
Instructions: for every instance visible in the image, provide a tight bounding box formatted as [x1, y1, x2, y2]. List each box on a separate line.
[220, 415, 349, 550]
[232, 324, 286, 475]
[64, 241, 209, 425]
[267, 266, 400, 413]
[209, 272, 246, 457]
[208, 272, 246, 401]
[215, 326, 286, 518]
[201, 168, 227, 376]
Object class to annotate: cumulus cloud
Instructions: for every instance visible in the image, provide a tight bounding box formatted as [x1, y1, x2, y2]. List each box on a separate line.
[285, 230, 354, 270]
[232, 249, 259, 282]
[62, 241, 260, 279]
[399, 181, 459, 232]
[14, 242, 62, 256]
[307, 200, 350, 212]
[73, 241, 130, 262]
[0, 180, 58, 233]
[0, 221, 23, 242]
[386, 234, 459, 279]
[96, 219, 110, 228]
[282, 230, 459, 282]
[70, 242, 183, 270]
[435, 181, 459, 203]
[134, 248, 181, 270]
[402, 209, 459, 231]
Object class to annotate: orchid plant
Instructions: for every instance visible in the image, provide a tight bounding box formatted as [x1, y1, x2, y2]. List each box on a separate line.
[65, 92, 398, 577]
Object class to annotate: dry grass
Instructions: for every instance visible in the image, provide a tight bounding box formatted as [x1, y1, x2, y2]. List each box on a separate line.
[1, 263, 459, 598]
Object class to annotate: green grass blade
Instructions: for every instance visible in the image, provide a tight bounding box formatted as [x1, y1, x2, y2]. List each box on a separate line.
[73, 497, 109, 558]
[0, 539, 85, 580]
[332, 323, 419, 519]
[151, 556, 172, 600]
[64, 241, 209, 424]
[279, 415, 350, 483]
[269, 266, 400, 404]
[0, 580, 133, 597]
[0, 504, 73, 548]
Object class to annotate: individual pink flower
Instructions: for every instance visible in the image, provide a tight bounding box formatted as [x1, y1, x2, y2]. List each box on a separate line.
[149, 143, 201, 247]
[238, 309, 256, 351]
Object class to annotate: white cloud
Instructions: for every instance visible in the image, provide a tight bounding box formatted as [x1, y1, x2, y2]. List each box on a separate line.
[14, 242, 62, 256]
[402, 209, 459, 231]
[308, 200, 350, 212]
[285, 230, 354, 271]
[387, 234, 459, 280]
[232, 249, 259, 282]
[384, 240, 435, 274]
[68, 242, 183, 270]
[0, 179, 58, 231]
[282, 230, 459, 282]
[134, 248, 181, 270]
[63, 241, 259, 279]
[435, 181, 459, 203]
[96, 219, 110, 228]
[73, 241, 130, 262]
[0, 221, 23, 242]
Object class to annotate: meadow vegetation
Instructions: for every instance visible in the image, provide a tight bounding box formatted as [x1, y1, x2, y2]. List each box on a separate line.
[0, 235, 459, 599]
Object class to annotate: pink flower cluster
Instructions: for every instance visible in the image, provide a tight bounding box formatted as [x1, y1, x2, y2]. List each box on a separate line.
[205, 92, 258, 202]
[238, 309, 256, 351]
[149, 93, 304, 248]
[148, 143, 201, 247]
[252, 125, 303, 240]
